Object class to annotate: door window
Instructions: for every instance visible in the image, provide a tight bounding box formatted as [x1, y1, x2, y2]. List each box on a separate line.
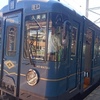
[5, 17, 18, 56]
[71, 27, 77, 56]
[6, 26, 17, 56]
[84, 28, 93, 73]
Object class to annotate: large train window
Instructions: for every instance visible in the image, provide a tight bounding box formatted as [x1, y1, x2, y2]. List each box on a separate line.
[6, 26, 17, 56]
[25, 13, 47, 60]
[47, 13, 63, 61]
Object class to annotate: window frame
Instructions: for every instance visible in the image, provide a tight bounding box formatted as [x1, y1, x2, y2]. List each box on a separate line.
[24, 13, 47, 61]
[6, 26, 17, 56]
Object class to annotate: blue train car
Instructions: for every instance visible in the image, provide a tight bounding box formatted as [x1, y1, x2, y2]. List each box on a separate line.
[0, 0, 100, 100]
[82, 17, 100, 89]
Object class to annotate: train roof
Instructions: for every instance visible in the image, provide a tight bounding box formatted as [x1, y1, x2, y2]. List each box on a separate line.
[83, 16, 100, 29]
[1, 0, 82, 17]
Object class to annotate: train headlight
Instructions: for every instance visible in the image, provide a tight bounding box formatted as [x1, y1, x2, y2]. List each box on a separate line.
[26, 69, 38, 86]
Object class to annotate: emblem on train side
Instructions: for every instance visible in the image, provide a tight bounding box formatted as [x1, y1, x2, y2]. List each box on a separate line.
[4, 60, 15, 69]
[32, 4, 40, 10]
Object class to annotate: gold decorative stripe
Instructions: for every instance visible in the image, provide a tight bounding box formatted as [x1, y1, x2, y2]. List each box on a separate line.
[68, 73, 76, 78]
[0, 69, 26, 76]
[68, 71, 84, 78]
[1, 69, 84, 82]
[40, 76, 67, 81]
[20, 74, 26, 77]
[4, 69, 18, 75]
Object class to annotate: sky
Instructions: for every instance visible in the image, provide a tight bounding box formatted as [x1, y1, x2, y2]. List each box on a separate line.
[0, 1, 8, 9]
[0, 0, 86, 14]
[0, 0, 100, 26]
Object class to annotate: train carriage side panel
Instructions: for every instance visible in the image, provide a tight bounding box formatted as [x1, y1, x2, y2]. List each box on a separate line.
[82, 17, 100, 90]
[19, 1, 85, 100]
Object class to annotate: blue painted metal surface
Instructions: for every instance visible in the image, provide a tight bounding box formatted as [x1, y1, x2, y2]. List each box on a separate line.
[0, 0, 100, 100]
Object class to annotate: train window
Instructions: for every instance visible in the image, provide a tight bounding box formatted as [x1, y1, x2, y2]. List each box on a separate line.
[71, 27, 77, 56]
[47, 13, 63, 61]
[6, 26, 17, 56]
[61, 20, 71, 61]
[94, 35, 100, 67]
[48, 22, 62, 61]
[94, 35, 99, 57]
[24, 13, 47, 60]
[62, 21, 70, 46]
[84, 28, 93, 73]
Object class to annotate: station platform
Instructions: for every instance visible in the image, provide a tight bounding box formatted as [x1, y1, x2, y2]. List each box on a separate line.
[84, 85, 100, 100]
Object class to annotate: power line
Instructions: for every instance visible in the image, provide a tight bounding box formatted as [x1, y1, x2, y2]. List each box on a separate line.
[85, 0, 100, 26]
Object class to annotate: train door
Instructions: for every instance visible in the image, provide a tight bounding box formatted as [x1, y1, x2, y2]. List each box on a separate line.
[68, 21, 81, 91]
[1, 11, 22, 96]
[83, 28, 94, 89]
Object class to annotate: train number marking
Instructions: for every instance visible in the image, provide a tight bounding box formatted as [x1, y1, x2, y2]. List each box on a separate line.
[32, 4, 40, 10]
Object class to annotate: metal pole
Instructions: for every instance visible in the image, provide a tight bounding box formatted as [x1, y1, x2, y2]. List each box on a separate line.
[86, 0, 89, 18]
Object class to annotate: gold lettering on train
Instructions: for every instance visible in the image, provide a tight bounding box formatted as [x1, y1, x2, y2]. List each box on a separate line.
[36, 65, 50, 69]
